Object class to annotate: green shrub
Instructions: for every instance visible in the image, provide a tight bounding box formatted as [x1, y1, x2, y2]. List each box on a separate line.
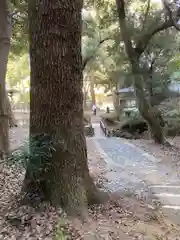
[55, 228, 67, 240]
[162, 109, 180, 136]
[9, 133, 55, 174]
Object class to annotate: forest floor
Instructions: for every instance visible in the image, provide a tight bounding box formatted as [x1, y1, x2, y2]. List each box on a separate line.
[0, 126, 180, 239]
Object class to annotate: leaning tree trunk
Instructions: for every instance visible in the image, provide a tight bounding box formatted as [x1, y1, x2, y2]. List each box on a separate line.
[23, 0, 103, 217]
[116, 0, 165, 144]
[132, 65, 165, 144]
[0, 0, 11, 159]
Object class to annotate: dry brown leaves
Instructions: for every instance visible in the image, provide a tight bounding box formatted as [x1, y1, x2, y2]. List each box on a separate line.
[0, 162, 59, 240]
[0, 128, 179, 239]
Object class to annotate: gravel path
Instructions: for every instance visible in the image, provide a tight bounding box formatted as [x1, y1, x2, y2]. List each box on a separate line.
[92, 122, 180, 224]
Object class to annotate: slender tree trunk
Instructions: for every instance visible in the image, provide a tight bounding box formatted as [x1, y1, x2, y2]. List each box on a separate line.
[83, 91, 88, 109]
[89, 73, 96, 106]
[83, 81, 89, 109]
[112, 91, 120, 120]
[23, 0, 104, 217]
[0, 0, 11, 158]
[90, 83, 96, 106]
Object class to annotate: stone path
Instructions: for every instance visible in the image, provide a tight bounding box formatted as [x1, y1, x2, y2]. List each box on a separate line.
[92, 122, 180, 224]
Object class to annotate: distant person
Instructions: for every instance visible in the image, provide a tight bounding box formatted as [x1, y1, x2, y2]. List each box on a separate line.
[92, 104, 97, 115]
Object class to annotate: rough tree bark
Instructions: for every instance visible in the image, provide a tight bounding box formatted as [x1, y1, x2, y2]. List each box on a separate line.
[0, 0, 11, 158]
[116, 0, 180, 143]
[23, 0, 104, 217]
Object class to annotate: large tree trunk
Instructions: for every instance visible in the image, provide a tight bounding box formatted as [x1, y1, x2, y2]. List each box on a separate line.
[0, 0, 11, 159]
[23, 0, 103, 217]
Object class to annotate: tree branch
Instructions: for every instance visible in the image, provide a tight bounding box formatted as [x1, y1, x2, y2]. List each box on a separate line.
[135, 20, 173, 57]
[135, 1, 180, 57]
[162, 0, 180, 30]
[141, 0, 151, 31]
[116, 0, 135, 62]
[82, 37, 110, 70]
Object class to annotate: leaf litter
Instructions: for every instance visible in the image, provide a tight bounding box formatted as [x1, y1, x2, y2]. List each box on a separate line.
[0, 127, 180, 239]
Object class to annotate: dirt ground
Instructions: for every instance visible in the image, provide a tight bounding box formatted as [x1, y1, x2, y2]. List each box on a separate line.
[0, 127, 180, 239]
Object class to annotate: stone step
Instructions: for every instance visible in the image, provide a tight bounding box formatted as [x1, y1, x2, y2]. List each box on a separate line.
[162, 206, 180, 225]
[149, 185, 180, 195]
[153, 192, 180, 206]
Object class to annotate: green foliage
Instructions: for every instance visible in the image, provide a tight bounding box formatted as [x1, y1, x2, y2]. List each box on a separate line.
[6, 53, 30, 104]
[55, 229, 67, 240]
[7, 53, 29, 87]
[7, 1, 29, 104]
[55, 219, 68, 240]
[127, 110, 141, 121]
[8, 0, 180, 110]
[168, 53, 180, 74]
[9, 134, 55, 177]
[92, 0, 180, 100]
[9, 0, 28, 55]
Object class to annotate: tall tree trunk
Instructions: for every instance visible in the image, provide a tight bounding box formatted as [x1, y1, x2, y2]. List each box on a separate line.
[83, 91, 88, 109]
[89, 73, 96, 106]
[0, 0, 11, 158]
[83, 80, 89, 109]
[23, 0, 103, 217]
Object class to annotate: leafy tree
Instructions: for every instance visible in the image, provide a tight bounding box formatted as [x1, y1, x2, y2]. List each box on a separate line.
[116, 0, 180, 143]
[9, 0, 28, 55]
[23, 0, 104, 216]
[82, 5, 117, 105]
[133, 28, 179, 106]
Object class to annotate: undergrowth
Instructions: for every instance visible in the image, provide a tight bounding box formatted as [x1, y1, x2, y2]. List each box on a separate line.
[8, 133, 55, 172]
[55, 228, 68, 240]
